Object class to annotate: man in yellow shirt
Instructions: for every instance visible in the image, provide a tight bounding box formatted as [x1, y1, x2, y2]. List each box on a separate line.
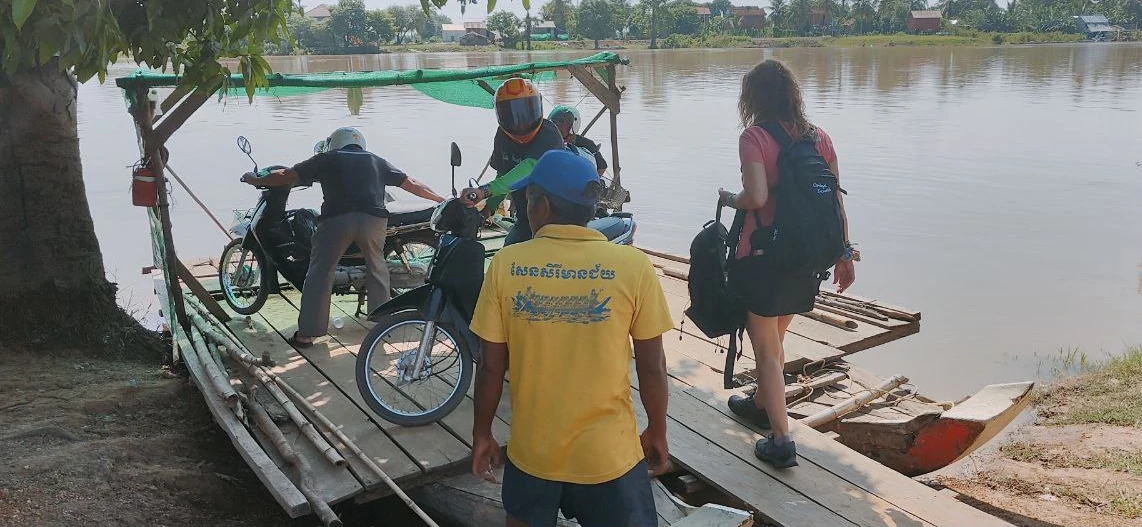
[470, 150, 673, 527]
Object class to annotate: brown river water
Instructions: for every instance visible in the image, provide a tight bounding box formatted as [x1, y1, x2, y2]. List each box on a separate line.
[78, 44, 1142, 398]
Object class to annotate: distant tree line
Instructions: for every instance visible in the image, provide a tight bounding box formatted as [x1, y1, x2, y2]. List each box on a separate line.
[272, 0, 453, 54]
[483, 0, 1140, 49]
[276, 0, 1139, 55]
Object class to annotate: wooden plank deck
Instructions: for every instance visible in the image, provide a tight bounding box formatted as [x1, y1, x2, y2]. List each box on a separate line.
[640, 251, 920, 354]
[175, 249, 1008, 527]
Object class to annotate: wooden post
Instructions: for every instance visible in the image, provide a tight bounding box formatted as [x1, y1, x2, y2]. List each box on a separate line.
[132, 87, 189, 332]
[606, 64, 623, 199]
[175, 259, 231, 323]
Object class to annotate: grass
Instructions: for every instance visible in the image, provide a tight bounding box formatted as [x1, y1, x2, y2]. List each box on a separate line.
[1111, 492, 1142, 518]
[1037, 346, 1142, 427]
[1002, 441, 1142, 476]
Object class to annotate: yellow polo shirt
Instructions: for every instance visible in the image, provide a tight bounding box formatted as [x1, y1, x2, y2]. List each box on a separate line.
[470, 224, 674, 484]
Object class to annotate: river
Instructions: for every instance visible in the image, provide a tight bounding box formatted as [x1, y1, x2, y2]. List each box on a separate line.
[77, 44, 1142, 399]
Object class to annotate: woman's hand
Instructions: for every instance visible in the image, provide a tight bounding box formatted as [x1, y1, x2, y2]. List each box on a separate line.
[834, 259, 855, 294]
[718, 188, 736, 208]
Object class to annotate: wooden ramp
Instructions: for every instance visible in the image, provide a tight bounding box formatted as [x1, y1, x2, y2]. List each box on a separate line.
[174, 255, 1007, 527]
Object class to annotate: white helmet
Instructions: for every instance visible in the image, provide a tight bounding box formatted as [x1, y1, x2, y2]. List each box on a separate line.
[325, 127, 366, 151]
[548, 106, 581, 135]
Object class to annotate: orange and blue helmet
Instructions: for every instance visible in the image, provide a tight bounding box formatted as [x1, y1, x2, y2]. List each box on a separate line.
[495, 77, 543, 144]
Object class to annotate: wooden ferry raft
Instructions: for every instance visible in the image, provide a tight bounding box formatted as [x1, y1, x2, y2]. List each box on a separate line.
[168, 256, 1016, 527]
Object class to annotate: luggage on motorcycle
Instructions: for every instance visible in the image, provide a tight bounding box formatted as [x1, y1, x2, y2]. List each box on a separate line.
[755, 121, 847, 275]
[684, 204, 747, 389]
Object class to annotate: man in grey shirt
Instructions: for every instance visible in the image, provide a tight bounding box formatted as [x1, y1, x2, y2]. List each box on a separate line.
[242, 127, 444, 347]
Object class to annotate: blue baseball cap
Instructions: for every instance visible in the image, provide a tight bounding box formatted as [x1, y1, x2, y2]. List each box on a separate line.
[509, 149, 601, 207]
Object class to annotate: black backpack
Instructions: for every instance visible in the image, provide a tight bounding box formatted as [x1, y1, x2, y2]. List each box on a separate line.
[756, 121, 847, 275]
[684, 205, 747, 389]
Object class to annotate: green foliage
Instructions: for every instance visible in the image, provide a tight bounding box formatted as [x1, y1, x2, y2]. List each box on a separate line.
[668, 0, 702, 34]
[578, 0, 618, 43]
[488, 10, 523, 46]
[0, 0, 294, 94]
[387, 4, 429, 43]
[541, 0, 578, 32]
[707, 0, 733, 17]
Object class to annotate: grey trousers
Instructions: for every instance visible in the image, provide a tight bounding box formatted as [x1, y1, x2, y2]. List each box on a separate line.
[298, 212, 389, 337]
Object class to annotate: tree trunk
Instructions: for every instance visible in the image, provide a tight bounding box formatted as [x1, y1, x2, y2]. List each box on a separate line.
[649, 4, 659, 48]
[0, 62, 157, 354]
[594, 38, 600, 49]
[526, 15, 533, 50]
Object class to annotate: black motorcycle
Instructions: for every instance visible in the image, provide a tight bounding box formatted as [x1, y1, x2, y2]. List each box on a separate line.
[354, 143, 637, 426]
[218, 136, 438, 316]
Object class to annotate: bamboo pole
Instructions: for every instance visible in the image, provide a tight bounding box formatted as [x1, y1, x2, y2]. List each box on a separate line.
[246, 394, 343, 527]
[246, 363, 347, 468]
[187, 305, 266, 366]
[271, 373, 442, 527]
[189, 326, 238, 408]
[131, 87, 189, 332]
[166, 163, 233, 239]
[801, 375, 908, 428]
[605, 64, 622, 195]
[815, 296, 890, 321]
[803, 310, 858, 330]
[184, 299, 436, 523]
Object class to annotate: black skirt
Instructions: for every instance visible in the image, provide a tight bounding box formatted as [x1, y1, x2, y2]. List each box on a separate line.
[728, 255, 822, 317]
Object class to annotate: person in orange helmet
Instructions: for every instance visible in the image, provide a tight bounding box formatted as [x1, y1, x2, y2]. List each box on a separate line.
[461, 77, 564, 245]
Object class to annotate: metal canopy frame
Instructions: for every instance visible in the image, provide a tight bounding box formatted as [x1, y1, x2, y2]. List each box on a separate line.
[119, 54, 629, 339]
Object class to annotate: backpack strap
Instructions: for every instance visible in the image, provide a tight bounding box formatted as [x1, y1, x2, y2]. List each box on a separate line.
[756, 120, 794, 150]
[723, 328, 745, 389]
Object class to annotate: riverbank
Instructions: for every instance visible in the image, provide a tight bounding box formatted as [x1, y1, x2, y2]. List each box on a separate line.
[928, 347, 1142, 526]
[0, 348, 430, 526]
[357, 31, 1127, 54]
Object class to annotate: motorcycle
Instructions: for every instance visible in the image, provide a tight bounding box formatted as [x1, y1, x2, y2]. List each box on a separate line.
[354, 143, 637, 426]
[217, 136, 438, 316]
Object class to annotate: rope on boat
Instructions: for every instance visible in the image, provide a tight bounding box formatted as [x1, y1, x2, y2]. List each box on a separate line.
[166, 163, 233, 240]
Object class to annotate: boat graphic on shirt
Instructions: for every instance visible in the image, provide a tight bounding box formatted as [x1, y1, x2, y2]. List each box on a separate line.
[511, 287, 612, 324]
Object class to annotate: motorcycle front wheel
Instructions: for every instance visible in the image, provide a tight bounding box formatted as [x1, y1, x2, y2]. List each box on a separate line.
[355, 309, 473, 426]
[218, 238, 269, 315]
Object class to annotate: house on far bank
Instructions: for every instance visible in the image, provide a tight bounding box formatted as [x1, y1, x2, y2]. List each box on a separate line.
[304, 4, 332, 20]
[696, 6, 713, 21]
[461, 21, 495, 45]
[1074, 15, 1113, 39]
[531, 20, 568, 40]
[730, 6, 767, 30]
[907, 10, 942, 33]
[460, 32, 493, 46]
[441, 23, 466, 43]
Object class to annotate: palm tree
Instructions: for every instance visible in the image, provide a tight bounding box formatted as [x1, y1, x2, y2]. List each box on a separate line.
[770, 0, 790, 33]
[852, 0, 875, 32]
[789, 0, 815, 34]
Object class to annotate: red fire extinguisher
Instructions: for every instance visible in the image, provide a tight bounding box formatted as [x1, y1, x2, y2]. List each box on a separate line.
[132, 165, 157, 207]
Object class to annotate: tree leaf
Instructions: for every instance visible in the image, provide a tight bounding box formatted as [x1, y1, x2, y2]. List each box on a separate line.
[12, 0, 40, 30]
[487, 0, 498, 13]
[522, 0, 531, 11]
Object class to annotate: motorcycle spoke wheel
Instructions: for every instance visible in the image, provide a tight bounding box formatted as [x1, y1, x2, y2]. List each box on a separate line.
[361, 319, 466, 420]
[219, 241, 266, 314]
[388, 241, 435, 295]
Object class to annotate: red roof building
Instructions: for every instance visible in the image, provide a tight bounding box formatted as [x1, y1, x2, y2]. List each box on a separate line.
[907, 10, 942, 33]
[730, 6, 767, 30]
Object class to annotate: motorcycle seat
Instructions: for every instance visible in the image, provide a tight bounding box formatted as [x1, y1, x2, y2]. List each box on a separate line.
[587, 216, 627, 241]
[388, 201, 435, 228]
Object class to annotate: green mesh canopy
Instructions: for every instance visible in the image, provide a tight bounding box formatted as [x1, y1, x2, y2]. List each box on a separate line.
[118, 52, 625, 109]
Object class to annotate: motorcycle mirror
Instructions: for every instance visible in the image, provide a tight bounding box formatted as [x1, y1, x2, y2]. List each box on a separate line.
[450, 142, 462, 167]
[313, 141, 326, 155]
[237, 136, 252, 155]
